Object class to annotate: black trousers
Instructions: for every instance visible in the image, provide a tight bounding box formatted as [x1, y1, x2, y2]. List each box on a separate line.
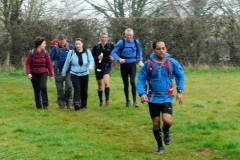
[71, 74, 89, 108]
[31, 72, 48, 108]
[120, 62, 137, 102]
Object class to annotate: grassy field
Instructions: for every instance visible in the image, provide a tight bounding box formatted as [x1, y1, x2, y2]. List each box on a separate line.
[0, 68, 239, 160]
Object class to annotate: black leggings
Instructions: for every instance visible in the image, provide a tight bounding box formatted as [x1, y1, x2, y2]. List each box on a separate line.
[71, 74, 89, 108]
[31, 72, 48, 107]
[120, 62, 136, 102]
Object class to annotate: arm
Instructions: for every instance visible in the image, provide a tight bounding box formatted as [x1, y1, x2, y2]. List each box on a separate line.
[45, 51, 54, 81]
[111, 40, 122, 61]
[91, 45, 99, 64]
[172, 59, 184, 104]
[25, 51, 33, 80]
[137, 61, 149, 103]
[136, 40, 144, 66]
[61, 50, 72, 76]
[87, 49, 94, 71]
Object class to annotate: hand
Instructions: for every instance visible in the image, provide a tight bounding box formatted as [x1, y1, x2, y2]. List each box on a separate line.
[88, 67, 94, 71]
[138, 61, 144, 67]
[49, 76, 53, 81]
[28, 74, 32, 80]
[98, 54, 103, 60]
[119, 58, 126, 64]
[109, 56, 114, 61]
[140, 94, 148, 104]
[176, 93, 183, 104]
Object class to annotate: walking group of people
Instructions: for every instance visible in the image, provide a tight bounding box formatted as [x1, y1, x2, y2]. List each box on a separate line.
[25, 28, 185, 155]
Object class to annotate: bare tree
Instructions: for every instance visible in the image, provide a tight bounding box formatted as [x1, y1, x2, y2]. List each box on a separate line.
[83, 0, 162, 18]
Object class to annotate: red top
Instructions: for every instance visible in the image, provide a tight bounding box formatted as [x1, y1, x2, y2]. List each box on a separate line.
[25, 49, 53, 77]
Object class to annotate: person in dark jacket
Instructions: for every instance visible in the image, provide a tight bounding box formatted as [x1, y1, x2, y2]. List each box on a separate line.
[26, 37, 54, 110]
[91, 32, 114, 106]
[111, 28, 144, 107]
[137, 40, 184, 154]
[50, 34, 74, 109]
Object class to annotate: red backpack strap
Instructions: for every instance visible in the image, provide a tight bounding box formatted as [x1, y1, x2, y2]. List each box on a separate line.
[165, 58, 170, 77]
[148, 59, 154, 78]
[66, 43, 70, 51]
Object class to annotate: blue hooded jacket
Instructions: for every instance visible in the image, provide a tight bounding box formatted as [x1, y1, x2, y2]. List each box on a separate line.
[136, 53, 184, 103]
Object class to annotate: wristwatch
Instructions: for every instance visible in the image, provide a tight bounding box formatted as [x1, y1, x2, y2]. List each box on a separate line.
[177, 90, 182, 94]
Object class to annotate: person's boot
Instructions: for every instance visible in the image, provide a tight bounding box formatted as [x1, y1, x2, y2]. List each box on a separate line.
[74, 101, 80, 111]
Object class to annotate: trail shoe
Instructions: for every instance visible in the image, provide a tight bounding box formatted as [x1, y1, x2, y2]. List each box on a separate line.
[106, 101, 110, 106]
[43, 106, 49, 110]
[99, 102, 103, 106]
[154, 147, 164, 154]
[163, 131, 171, 145]
[126, 101, 131, 107]
[66, 102, 72, 109]
[133, 101, 139, 107]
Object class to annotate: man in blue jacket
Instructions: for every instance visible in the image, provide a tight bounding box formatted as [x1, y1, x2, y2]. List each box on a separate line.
[137, 40, 184, 154]
[50, 34, 74, 109]
[111, 28, 144, 107]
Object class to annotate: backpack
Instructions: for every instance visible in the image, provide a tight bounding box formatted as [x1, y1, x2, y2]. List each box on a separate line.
[96, 42, 112, 55]
[119, 38, 139, 59]
[31, 49, 46, 60]
[50, 38, 58, 49]
[50, 38, 70, 54]
[146, 58, 173, 96]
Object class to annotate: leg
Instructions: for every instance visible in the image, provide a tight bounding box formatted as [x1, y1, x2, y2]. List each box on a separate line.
[97, 79, 103, 106]
[80, 75, 89, 109]
[129, 63, 138, 107]
[71, 74, 81, 110]
[162, 102, 173, 145]
[64, 71, 73, 109]
[39, 73, 48, 109]
[55, 73, 65, 109]
[96, 70, 103, 106]
[31, 74, 41, 109]
[120, 64, 130, 106]
[149, 103, 164, 154]
[103, 73, 110, 106]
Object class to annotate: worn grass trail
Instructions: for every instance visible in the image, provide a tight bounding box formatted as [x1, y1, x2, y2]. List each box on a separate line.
[0, 68, 239, 160]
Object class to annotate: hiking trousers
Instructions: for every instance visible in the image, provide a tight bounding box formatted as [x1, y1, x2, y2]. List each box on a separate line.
[54, 71, 72, 108]
[71, 74, 89, 108]
[31, 72, 48, 108]
[120, 62, 137, 102]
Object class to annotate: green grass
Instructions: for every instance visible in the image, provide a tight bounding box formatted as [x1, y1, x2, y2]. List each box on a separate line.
[0, 68, 240, 160]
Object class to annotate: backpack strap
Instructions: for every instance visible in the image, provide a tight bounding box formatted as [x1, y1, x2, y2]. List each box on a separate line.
[165, 57, 170, 77]
[55, 43, 70, 54]
[120, 38, 138, 59]
[96, 42, 101, 55]
[31, 49, 46, 60]
[147, 57, 171, 79]
[147, 59, 154, 79]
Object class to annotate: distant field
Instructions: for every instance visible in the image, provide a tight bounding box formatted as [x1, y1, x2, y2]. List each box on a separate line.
[0, 68, 239, 160]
